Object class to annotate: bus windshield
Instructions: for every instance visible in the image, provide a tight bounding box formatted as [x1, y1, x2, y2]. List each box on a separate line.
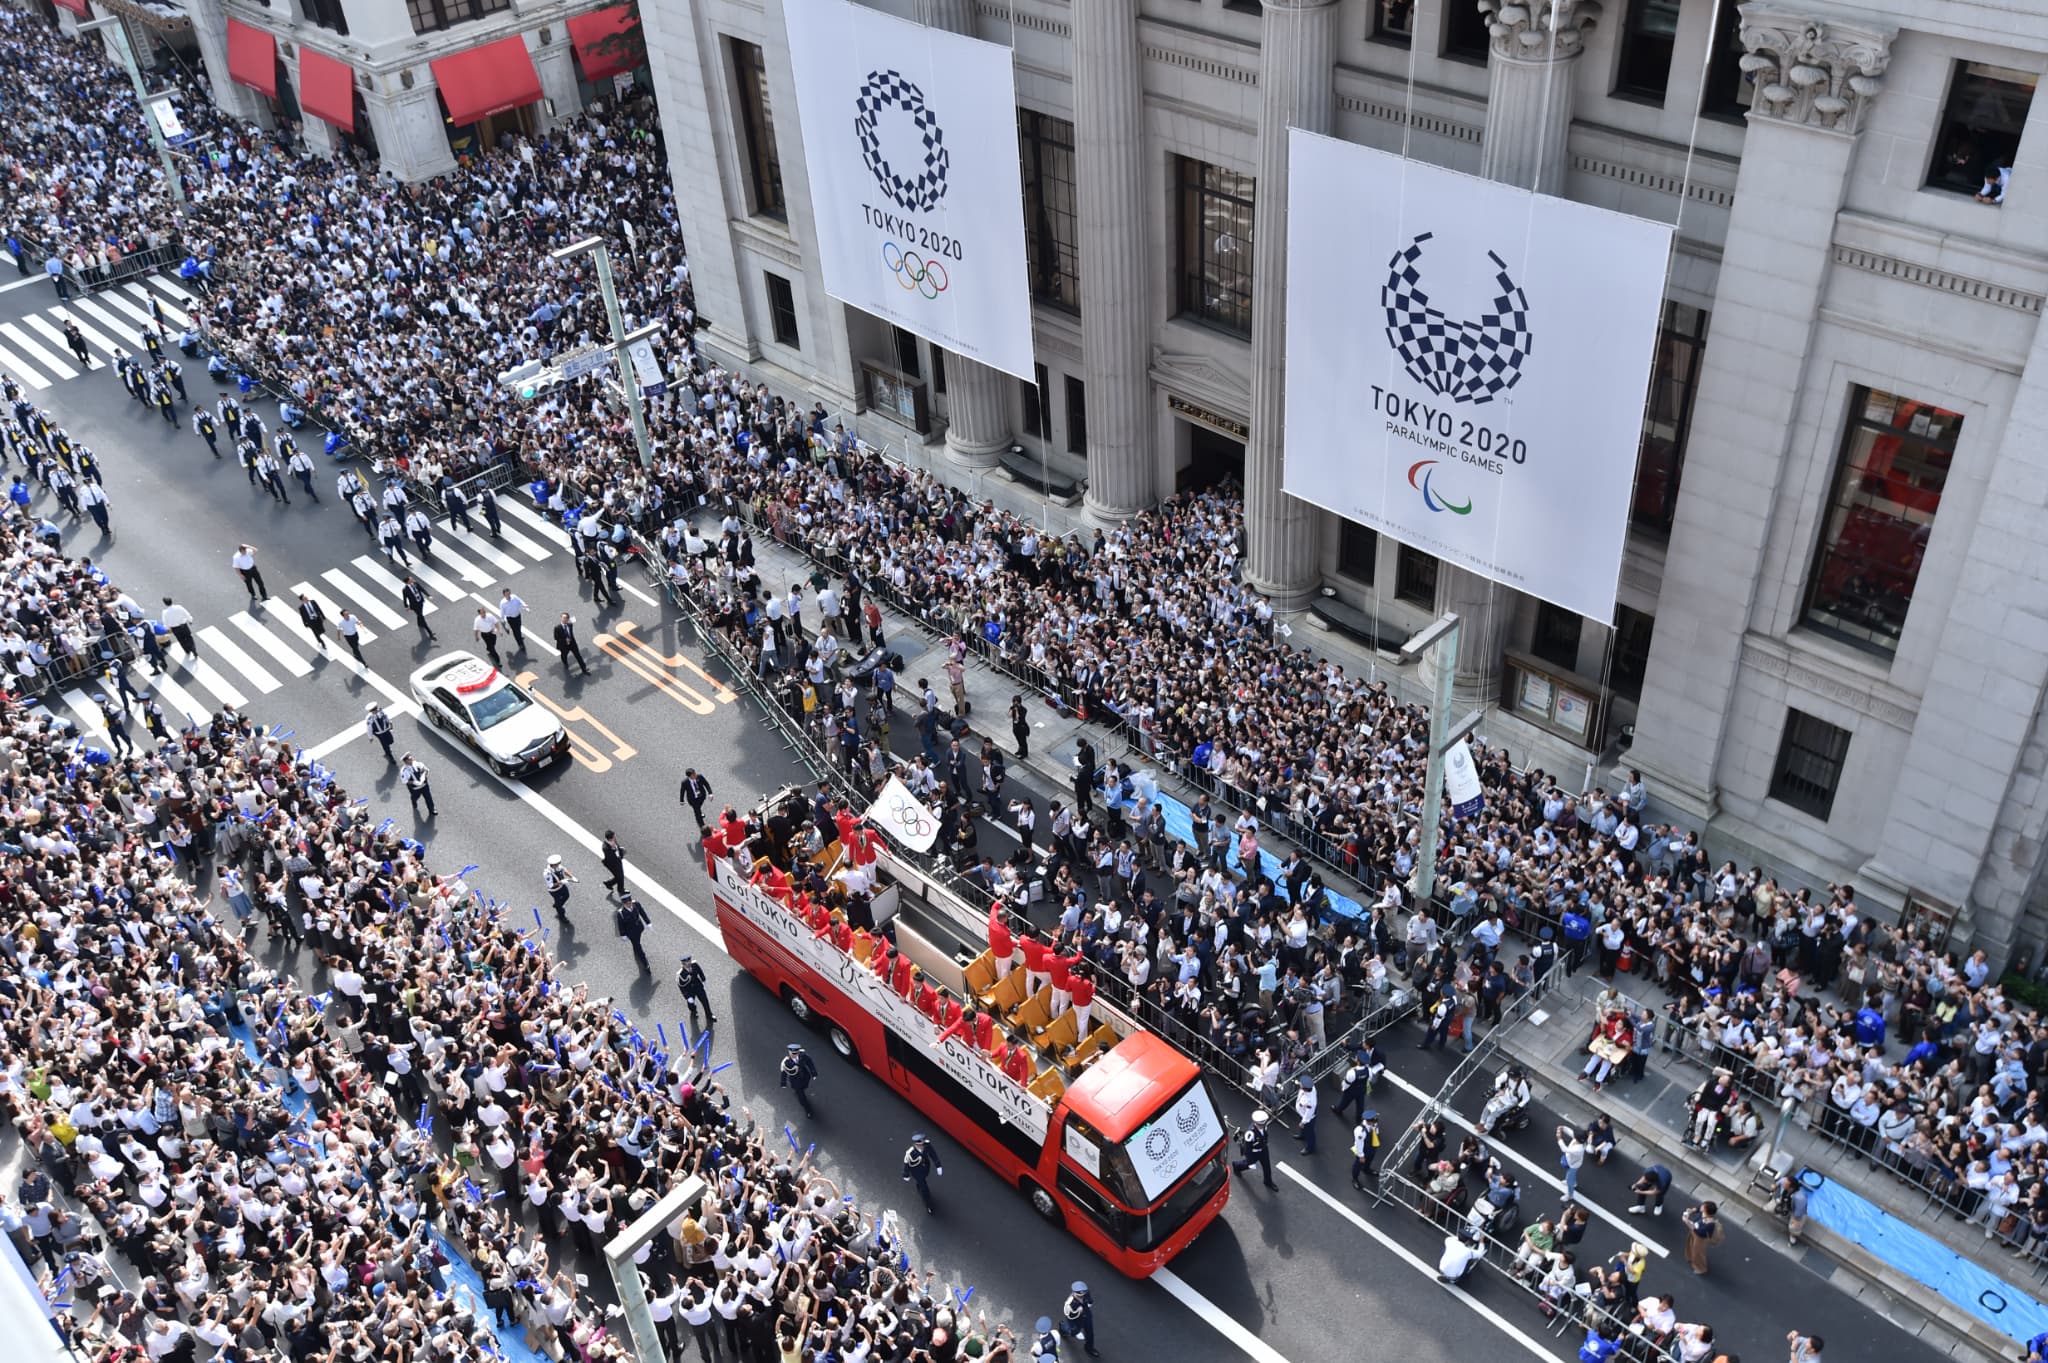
[1121, 1079, 1225, 1202]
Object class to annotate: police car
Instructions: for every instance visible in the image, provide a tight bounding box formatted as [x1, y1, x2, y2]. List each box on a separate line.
[408, 653, 569, 776]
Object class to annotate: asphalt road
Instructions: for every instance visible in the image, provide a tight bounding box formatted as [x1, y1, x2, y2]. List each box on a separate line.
[0, 268, 1947, 1363]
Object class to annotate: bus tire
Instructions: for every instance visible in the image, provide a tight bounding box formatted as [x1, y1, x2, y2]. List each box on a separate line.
[1024, 1180, 1062, 1226]
[827, 1022, 858, 1064]
[783, 989, 813, 1024]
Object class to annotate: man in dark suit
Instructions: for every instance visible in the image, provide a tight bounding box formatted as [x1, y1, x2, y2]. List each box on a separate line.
[554, 612, 589, 675]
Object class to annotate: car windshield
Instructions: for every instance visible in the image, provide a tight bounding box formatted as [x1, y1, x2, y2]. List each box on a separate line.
[466, 685, 533, 730]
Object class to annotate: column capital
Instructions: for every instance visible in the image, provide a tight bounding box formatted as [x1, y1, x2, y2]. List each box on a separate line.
[1259, 0, 1339, 11]
[1480, 0, 1602, 63]
[1736, 4, 1894, 135]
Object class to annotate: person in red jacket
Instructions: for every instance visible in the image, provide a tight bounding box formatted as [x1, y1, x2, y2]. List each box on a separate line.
[1020, 935, 1051, 996]
[893, 955, 916, 999]
[937, 1003, 978, 1050]
[1002, 1033, 1035, 1084]
[1070, 964, 1097, 1039]
[869, 938, 894, 978]
[915, 977, 942, 1022]
[1048, 946, 1079, 1016]
[987, 903, 1016, 979]
[973, 1009, 997, 1053]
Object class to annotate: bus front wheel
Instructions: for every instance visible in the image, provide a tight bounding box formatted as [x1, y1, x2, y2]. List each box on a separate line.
[784, 989, 813, 1023]
[1024, 1181, 1062, 1226]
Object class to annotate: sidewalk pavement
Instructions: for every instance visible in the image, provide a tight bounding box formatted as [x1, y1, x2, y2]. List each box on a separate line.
[1505, 966, 2022, 1361]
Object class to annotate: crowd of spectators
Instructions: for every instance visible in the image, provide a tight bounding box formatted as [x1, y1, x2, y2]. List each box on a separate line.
[14, 0, 2042, 1278]
[0, 493, 1018, 1363]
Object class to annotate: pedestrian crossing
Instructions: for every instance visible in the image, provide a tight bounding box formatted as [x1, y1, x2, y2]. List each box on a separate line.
[37, 496, 594, 750]
[0, 274, 196, 389]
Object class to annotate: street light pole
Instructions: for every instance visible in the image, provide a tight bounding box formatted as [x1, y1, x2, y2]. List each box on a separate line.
[80, 17, 186, 210]
[551, 235, 652, 467]
[1399, 613, 1487, 910]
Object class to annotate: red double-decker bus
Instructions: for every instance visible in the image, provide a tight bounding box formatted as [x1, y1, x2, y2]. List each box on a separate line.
[707, 792, 1230, 1277]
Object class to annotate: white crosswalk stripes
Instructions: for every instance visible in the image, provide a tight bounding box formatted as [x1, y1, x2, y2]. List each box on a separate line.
[230, 611, 313, 677]
[132, 657, 212, 724]
[350, 555, 436, 614]
[319, 568, 406, 630]
[290, 582, 378, 644]
[62, 689, 111, 744]
[23, 314, 97, 370]
[423, 535, 495, 587]
[398, 555, 465, 602]
[499, 499, 575, 550]
[442, 522, 523, 575]
[480, 514, 549, 562]
[0, 274, 195, 384]
[184, 656, 250, 710]
[196, 626, 282, 694]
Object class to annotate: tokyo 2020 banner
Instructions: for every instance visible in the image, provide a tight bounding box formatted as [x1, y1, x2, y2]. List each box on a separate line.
[1281, 132, 1672, 624]
[783, 0, 1034, 380]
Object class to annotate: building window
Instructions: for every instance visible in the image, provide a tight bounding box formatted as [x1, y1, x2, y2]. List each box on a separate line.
[1699, 0, 1752, 120]
[1175, 157, 1255, 338]
[1065, 375, 1087, 454]
[1928, 63, 2037, 201]
[407, 0, 506, 37]
[931, 348, 946, 396]
[305, 0, 348, 34]
[1338, 519, 1377, 583]
[1222, 0, 1261, 12]
[730, 39, 786, 221]
[1632, 301, 1710, 534]
[765, 272, 799, 349]
[1770, 709, 1851, 821]
[1608, 605, 1655, 701]
[1801, 387, 1960, 657]
[1395, 546, 1438, 608]
[1021, 363, 1049, 438]
[1371, 0, 1413, 47]
[893, 327, 921, 379]
[1018, 110, 1080, 313]
[1614, 0, 1678, 102]
[1442, 0, 1491, 62]
[1531, 602, 1583, 672]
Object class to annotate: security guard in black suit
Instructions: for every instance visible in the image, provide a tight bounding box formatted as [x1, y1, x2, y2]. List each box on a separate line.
[675, 953, 715, 1028]
[902, 1133, 942, 1212]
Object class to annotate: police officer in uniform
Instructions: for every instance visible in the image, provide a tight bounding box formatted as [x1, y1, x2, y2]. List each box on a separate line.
[478, 481, 504, 538]
[399, 752, 436, 817]
[1351, 1111, 1383, 1192]
[365, 702, 395, 763]
[443, 482, 474, 534]
[1231, 1110, 1276, 1189]
[544, 854, 577, 917]
[902, 1134, 942, 1213]
[1059, 1284, 1098, 1358]
[676, 953, 715, 1029]
[95, 693, 133, 756]
[1332, 1046, 1375, 1124]
[778, 1043, 818, 1119]
[1031, 1317, 1060, 1363]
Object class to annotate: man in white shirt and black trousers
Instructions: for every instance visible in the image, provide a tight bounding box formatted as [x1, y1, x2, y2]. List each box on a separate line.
[399, 752, 436, 818]
[159, 597, 197, 659]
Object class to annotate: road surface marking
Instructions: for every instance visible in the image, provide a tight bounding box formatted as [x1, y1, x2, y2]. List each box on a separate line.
[131, 657, 212, 724]
[70, 297, 145, 349]
[48, 306, 121, 359]
[0, 322, 77, 380]
[61, 689, 110, 742]
[321, 567, 407, 630]
[1152, 1270, 1294, 1363]
[289, 582, 378, 644]
[23, 314, 98, 369]
[424, 534, 497, 587]
[1382, 1070, 1669, 1256]
[195, 626, 280, 693]
[124, 280, 190, 327]
[351, 555, 436, 613]
[182, 656, 250, 709]
[230, 611, 314, 677]
[92, 288, 159, 331]
[499, 498, 575, 549]
[0, 339, 49, 388]
[1276, 1167, 1557, 1362]
[398, 554, 466, 602]
[441, 522, 525, 574]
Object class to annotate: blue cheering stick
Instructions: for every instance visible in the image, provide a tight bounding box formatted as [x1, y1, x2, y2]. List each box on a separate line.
[784, 1123, 798, 1155]
[710, 1062, 733, 1075]
[457, 864, 480, 879]
[656, 1023, 668, 1049]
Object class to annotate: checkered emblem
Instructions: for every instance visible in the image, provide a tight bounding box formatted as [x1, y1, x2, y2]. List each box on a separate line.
[1381, 233, 1532, 406]
[854, 69, 950, 215]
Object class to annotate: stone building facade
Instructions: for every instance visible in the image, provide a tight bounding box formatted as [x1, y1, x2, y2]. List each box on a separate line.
[619, 0, 2048, 958]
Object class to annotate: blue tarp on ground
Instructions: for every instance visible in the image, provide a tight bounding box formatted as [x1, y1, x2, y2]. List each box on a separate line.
[1133, 781, 1367, 921]
[1800, 1166, 2048, 1344]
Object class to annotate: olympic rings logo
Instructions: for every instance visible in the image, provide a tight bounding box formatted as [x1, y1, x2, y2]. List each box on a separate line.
[887, 795, 934, 838]
[884, 243, 949, 300]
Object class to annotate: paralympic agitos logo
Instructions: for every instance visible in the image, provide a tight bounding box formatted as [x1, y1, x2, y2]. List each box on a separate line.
[1374, 232, 1536, 514]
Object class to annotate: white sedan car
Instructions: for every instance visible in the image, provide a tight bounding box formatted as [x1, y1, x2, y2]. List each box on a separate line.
[409, 653, 569, 776]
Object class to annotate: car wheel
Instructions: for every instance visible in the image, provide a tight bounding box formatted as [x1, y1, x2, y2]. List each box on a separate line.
[828, 1023, 857, 1063]
[785, 990, 813, 1024]
[1025, 1181, 1062, 1226]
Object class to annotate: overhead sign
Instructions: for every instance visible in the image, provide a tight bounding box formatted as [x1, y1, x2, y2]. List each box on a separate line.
[783, 0, 1034, 380]
[1281, 132, 1671, 624]
[556, 345, 614, 380]
[1443, 738, 1486, 820]
[868, 775, 939, 853]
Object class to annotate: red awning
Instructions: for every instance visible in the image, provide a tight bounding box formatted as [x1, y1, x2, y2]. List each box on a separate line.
[298, 46, 354, 132]
[567, 5, 642, 83]
[225, 18, 276, 98]
[52, 0, 90, 17]
[431, 36, 543, 126]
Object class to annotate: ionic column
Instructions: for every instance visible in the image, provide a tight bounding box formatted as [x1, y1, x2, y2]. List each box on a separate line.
[913, 0, 1016, 470]
[1241, 0, 1337, 610]
[1431, 0, 1600, 710]
[1073, 0, 1154, 517]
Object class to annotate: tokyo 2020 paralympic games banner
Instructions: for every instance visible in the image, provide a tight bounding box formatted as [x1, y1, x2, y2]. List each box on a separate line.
[783, 0, 1034, 380]
[1280, 132, 1672, 624]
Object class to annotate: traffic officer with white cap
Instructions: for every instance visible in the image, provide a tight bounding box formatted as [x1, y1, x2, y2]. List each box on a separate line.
[1059, 1283, 1098, 1358]
[545, 854, 577, 916]
[1231, 1110, 1275, 1189]
[365, 703, 395, 762]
